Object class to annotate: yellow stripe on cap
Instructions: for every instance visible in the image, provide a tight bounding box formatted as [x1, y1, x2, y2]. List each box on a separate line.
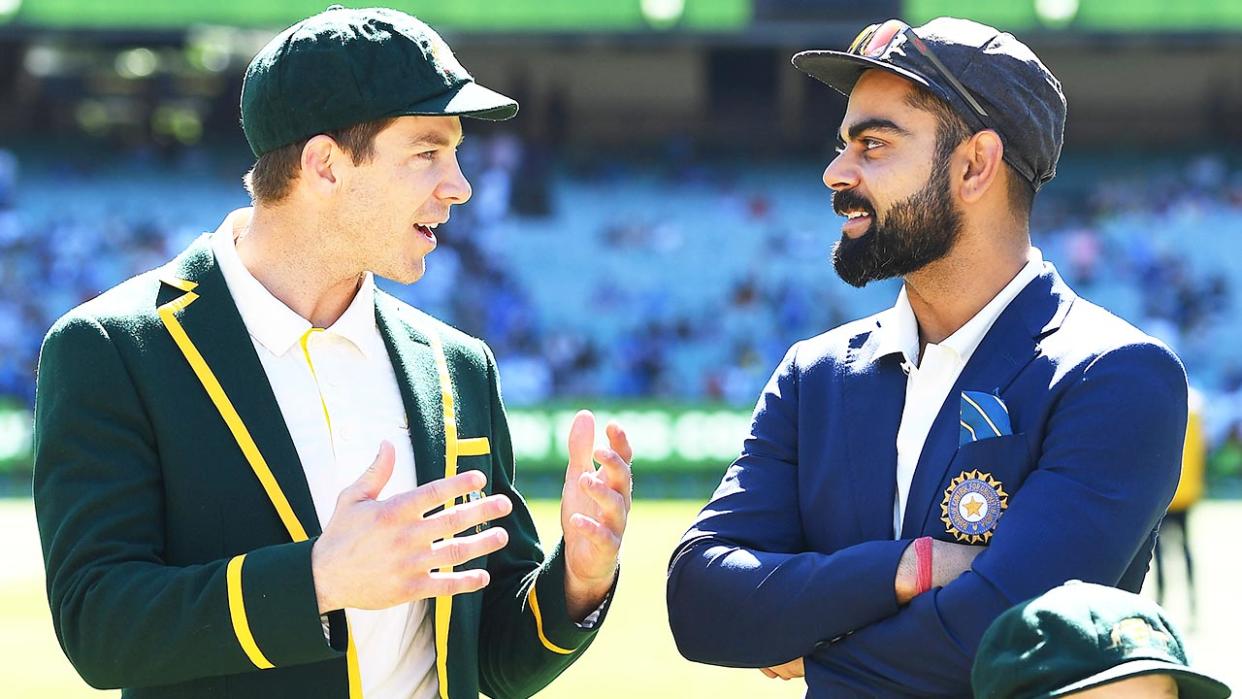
[226, 554, 274, 669]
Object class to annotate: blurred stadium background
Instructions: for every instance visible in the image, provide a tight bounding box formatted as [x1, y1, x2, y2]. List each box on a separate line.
[1, 0, 1241, 696]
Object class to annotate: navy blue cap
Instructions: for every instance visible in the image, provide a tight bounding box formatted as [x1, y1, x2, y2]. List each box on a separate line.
[793, 17, 1066, 192]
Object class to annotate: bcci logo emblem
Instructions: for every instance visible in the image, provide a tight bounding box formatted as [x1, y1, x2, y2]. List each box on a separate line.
[940, 470, 1008, 544]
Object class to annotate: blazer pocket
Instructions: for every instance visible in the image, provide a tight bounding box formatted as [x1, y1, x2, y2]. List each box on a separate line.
[456, 437, 493, 484]
[458, 436, 491, 458]
[454, 436, 494, 538]
[938, 433, 1034, 543]
[952, 432, 1033, 487]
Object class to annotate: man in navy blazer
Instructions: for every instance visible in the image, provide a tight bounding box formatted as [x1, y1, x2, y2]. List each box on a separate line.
[667, 18, 1188, 698]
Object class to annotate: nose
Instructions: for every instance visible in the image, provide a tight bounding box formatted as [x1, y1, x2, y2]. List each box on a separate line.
[822, 151, 860, 193]
[439, 154, 472, 206]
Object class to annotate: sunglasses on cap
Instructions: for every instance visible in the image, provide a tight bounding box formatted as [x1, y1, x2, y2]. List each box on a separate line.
[848, 20, 1043, 187]
[849, 20, 993, 122]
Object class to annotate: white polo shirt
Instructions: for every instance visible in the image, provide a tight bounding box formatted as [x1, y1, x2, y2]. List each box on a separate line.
[874, 247, 1044, 537]
[211, 208, 437, 699]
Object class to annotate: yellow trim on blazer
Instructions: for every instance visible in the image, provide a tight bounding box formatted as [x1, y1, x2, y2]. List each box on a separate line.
[163, 276, 198, 293]
[526, 585, 575, 655]
[427, 329, 458, 699]
[458, 437, 490, 457]
[425, 331, 497, 697]
[226, 554, 275, 669]
[346, 631, 363, 698]
[158, 280, 362, 698]
[157, 289, 308, 542]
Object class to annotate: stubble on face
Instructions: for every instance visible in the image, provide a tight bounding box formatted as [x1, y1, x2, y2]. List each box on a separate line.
[322, 116, 463, 286]
[337, 173, 429, 286]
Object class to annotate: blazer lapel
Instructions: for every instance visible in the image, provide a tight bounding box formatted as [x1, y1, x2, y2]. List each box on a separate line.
[157, 236, 321, 537]
[374, 293, 445, 492]
[900, 265, 1077, 537]
[843, 324, 908, 541]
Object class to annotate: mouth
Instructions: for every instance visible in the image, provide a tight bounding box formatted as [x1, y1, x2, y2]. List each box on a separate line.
[413, 220, 442, 244]
[840, 209, 874, 238]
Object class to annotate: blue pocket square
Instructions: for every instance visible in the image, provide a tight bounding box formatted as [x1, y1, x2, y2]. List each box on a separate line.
[960, 391, 1012, 446]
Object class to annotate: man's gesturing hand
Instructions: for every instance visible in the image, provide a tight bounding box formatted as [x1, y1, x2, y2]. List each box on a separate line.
[311, 441, 513, 613]
[560, 410, 633, 621]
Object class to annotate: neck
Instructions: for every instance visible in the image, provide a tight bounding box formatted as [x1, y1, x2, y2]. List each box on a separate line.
[904, 222, 1030, 349]
[234, 206, 362, 328]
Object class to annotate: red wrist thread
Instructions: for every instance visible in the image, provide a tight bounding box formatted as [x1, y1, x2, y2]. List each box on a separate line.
[914, 536, 934, 595]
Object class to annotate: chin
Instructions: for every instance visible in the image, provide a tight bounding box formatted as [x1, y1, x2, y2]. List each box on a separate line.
[383, 261, 426, 285]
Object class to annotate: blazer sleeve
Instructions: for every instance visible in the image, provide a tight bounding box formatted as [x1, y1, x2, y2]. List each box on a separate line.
[666, 343, 911, 668]
[805, 342, 1188, 696]
[475, 342, 613, 699]
[33, 314, 342, 690]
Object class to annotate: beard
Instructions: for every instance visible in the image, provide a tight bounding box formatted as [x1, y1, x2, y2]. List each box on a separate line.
[830, 155, 964, 288]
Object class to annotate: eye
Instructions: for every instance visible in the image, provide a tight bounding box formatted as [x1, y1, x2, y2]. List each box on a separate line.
[416, 149, 439, 161]
[862, 137, 884, 151]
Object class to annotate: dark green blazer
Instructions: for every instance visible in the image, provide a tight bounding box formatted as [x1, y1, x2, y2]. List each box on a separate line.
[33, 236, 610, 698]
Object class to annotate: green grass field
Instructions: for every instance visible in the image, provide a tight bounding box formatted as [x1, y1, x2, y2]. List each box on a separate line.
[4, 499, 1240, 697]
[0, 499, 803, 698]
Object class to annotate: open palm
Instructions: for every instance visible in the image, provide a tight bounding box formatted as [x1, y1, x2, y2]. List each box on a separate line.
[560, 410, 633, 602]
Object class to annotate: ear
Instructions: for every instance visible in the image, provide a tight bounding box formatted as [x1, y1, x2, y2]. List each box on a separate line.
[300, 134, 340, 196]
[957, 129, 1005, 205]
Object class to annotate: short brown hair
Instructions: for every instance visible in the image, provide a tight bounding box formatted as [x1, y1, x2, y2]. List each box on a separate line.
[904, 86, 1035, 218]
[243, 117, 396, 205]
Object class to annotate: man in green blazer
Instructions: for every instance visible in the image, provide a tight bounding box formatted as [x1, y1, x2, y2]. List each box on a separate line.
[33, 7, 633, 699]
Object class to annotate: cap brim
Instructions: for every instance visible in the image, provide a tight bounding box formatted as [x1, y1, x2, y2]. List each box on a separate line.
[791, 49, 932, 97]
[396, 80, 518, 121]
[1048, 659, 1232, 699]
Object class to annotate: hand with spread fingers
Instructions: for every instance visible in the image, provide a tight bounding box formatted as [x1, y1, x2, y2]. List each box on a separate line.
[560, 410, 633, 621]
[311, 441, 514, 613]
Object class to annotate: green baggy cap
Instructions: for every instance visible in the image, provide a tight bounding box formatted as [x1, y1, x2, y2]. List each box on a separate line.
[972, 581, 1231, 699]
[241, 4, 518, 157]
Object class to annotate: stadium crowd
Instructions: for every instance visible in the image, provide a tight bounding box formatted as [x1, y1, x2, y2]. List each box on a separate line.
[2, 140, 1241, 484]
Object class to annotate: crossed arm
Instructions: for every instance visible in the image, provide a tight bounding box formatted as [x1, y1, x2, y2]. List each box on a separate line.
[759, 540, 980, 681]
[666, 342, 1187, 695]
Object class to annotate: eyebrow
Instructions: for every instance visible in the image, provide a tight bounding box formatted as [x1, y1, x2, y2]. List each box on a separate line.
[409, 132, 465, 148]
[838, 117, 912, 144]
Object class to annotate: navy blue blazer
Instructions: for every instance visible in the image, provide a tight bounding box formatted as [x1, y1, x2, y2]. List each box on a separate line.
[667, 264, 1187, 698]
